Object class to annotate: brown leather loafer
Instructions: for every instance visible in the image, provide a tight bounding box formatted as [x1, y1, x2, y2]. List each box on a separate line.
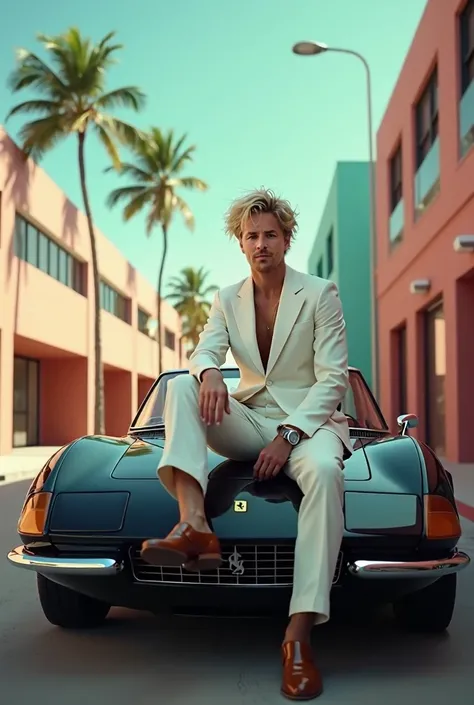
[140, 522, 222, 572]
[281, 641, 323, 701]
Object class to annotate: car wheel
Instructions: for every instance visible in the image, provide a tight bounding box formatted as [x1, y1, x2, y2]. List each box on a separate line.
[37, 574, 111, 628]
[393, 574, 457, 633]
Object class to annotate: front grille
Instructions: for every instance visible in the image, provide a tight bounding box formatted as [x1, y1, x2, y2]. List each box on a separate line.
[130, 542, 343, 587]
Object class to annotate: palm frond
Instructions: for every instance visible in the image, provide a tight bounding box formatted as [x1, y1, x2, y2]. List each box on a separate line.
[7, 48, 68, 98]
[104, 161, 152, 182]
[106, 184, 149, 209]
[5, 99, 61, 121]
[123, 189, 155, 221]
[96, 114, 146, 149]
[174, 194, 195, 230]
[94, 86, 146, 112]
[17, 114, 68, 160]
[95, 123, 121, 170]
[171, 146, 195, 173]
[171, 176, 208, 191]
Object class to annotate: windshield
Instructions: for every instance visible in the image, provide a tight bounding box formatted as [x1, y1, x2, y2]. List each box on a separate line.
[130, 368, 387, 431]
[131, 369, 241, 429]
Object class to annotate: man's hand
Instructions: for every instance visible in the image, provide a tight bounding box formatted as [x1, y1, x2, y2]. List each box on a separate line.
[199, 369, 230, 425]
[253, 436, 292, 482]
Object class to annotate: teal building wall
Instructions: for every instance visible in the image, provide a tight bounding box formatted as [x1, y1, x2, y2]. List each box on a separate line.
[307, 161, 372, 389]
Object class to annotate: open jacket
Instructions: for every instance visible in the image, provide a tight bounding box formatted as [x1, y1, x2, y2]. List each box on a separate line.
[188, 264, 352, 458]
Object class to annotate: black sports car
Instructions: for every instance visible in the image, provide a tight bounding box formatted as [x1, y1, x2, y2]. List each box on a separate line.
[7, 366, 470, 632]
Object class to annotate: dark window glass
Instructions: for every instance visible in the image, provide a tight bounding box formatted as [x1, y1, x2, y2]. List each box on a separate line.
[460, 0, 474, 94]
[14, 215, 26, 259]
[48, 240, 58, 279]
[58, 248, 68, 285]
[415, 69, 438, 167]
[326, 229, 334, 275]
[38, 233, 49, 272]
[390, 143, 402, 210]
[26, 224, 38, 267]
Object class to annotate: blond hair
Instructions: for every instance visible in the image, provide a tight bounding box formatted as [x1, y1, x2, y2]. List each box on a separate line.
[224, 188, 298, 246]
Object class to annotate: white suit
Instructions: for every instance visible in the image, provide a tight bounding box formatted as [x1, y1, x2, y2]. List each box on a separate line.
[157, 264, 351, 624]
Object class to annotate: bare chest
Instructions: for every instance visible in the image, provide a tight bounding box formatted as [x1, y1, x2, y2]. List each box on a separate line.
[254, 299, 279, 370]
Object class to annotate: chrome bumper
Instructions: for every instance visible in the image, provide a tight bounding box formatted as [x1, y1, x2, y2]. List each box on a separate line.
[348, 550, 470, 579]
[7, 545, 123, 576]
[7, 545, 470, 581]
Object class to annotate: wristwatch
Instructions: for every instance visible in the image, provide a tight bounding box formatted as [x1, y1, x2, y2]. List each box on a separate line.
[277, 425, 301, 446]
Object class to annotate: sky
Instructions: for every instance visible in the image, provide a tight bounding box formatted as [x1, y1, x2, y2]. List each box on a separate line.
[0, 0, 428, 297]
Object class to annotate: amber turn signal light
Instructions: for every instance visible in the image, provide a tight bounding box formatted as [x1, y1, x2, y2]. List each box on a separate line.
[424, 495, 461, 539]
[18, 492, 52, 535]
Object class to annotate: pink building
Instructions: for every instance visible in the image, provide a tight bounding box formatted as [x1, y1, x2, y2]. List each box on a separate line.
[375, 0, 474, 463]
[0, 127, 183, 456]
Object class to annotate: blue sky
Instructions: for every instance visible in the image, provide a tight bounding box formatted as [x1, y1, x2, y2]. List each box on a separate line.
[0, 0, 427, 296]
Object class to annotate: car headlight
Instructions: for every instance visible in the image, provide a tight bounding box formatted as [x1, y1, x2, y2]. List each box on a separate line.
[18, 448, 65, 536]
[18, 492, 52, 535]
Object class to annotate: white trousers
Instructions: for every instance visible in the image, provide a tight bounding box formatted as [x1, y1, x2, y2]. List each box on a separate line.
[157, 374, 345, 625]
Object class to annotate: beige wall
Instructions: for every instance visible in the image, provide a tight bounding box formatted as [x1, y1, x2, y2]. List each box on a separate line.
[0, 126, 184, 454]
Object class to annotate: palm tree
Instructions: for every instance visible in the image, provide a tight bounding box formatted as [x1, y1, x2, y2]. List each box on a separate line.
[6, 28, 146, 434]
[106, 127, 208, 374]
[166, 266, 218, 352]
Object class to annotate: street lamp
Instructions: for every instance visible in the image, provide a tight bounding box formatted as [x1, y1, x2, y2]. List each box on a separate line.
[292, 40, 378, 397]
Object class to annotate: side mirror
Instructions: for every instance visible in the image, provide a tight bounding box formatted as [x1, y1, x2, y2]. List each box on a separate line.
[397, 413, 419, 435]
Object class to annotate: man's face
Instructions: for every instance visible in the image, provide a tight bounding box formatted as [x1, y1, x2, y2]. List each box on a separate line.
[239, 212, 289, 273]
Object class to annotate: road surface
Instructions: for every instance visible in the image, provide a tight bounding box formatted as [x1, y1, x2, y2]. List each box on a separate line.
[1, 479, 473, 705]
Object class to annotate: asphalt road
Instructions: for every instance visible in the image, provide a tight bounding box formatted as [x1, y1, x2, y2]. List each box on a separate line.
[1, 479, 473, 705]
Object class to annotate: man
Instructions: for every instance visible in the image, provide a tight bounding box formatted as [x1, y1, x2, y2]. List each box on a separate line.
[141, 188, 352, 700]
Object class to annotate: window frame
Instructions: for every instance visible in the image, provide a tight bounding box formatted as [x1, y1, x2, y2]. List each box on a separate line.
[389, 142, 403, 212]
[415, 68, 439, 168]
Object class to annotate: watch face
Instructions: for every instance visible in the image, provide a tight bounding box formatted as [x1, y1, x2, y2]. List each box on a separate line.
[288, 430, 299, 445]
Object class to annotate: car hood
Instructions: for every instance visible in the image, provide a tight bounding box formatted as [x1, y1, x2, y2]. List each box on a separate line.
[111, 434, 371, 483]
[107, 435, 371, 538]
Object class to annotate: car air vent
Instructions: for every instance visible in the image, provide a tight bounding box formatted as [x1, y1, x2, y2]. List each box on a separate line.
[134, 430, 165, 440]
[349, 428, 385, 438]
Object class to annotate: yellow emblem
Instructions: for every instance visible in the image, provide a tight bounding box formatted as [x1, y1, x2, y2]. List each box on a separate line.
[233, 499, 247, 512]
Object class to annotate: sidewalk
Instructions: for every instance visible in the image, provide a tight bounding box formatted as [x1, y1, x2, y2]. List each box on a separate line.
[0, 446, 61, 486]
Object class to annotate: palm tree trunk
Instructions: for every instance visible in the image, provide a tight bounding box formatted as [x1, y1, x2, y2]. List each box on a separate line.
[156, 224, 168, 376]
[78, 131, 105, 434]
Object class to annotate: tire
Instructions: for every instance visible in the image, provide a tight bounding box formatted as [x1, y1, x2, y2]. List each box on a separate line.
[393, 573, 457, 633]
[37, 574, 111, 629]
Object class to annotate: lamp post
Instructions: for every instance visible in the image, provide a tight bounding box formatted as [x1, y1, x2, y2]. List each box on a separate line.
[292, 40, 378, 397]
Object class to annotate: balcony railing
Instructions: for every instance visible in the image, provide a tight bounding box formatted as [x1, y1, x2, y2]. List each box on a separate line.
[459, 80, 474, 158]
[414, 137, 440, 219]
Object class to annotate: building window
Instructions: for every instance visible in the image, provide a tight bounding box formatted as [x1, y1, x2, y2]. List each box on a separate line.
[14, 214, 85, 295]
[389, 143, 404, 245]
[164, 328, 175, 350]
[100, 280, 130, 323]
[414, 68, 440, 217]
[13, 356, 39, 447]
[461, 0, 474, 95]
[390, 144, 402, 210]
[317, 257, 323, 278]
[396, 325, 407, 416]
[326, 229, 334, 276]
[415, 69, 438, 167]
[459, 0, 474, 156]
[138, 307, 150, 334]
[424, 300, 446, 456]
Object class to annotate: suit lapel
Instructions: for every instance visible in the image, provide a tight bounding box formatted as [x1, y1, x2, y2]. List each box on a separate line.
[266, 266, 305, 375]
[232, 276, 265, 375]
[232, 265, 305, 377]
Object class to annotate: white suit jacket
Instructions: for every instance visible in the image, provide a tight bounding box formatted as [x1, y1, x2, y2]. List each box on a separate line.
[188, 264, 352, 458]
